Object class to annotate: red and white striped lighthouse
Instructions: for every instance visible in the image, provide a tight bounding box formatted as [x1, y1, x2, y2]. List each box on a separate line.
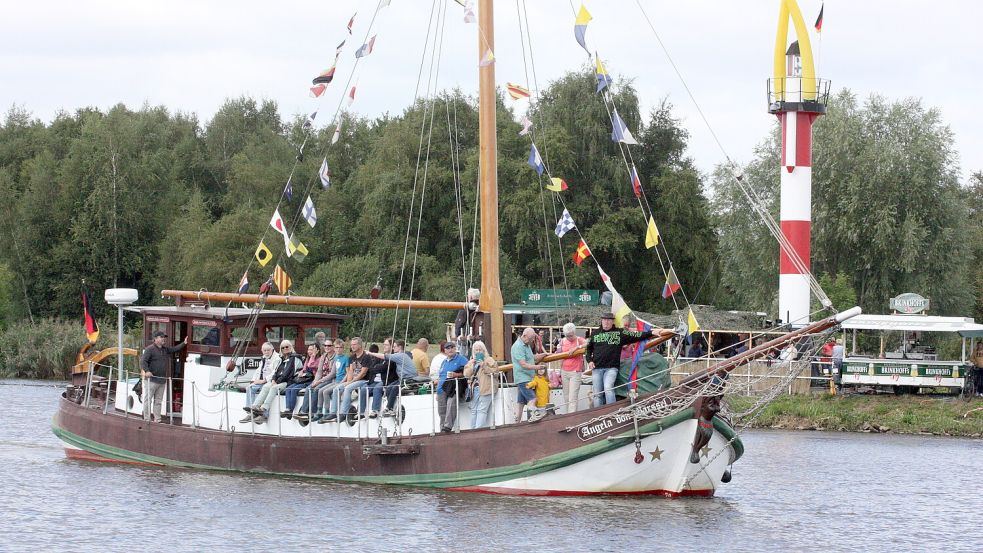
[769, 39, 826, 326]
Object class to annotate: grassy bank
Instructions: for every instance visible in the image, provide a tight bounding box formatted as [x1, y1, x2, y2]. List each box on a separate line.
[729, 394, 983, 438]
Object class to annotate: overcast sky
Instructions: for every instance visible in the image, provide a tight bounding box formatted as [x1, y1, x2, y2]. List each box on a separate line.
[2, 1, 980, 184]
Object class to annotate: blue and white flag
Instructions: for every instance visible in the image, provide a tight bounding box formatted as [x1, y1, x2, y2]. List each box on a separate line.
[284, 176, 293, 202]
[303, 195, 317, 228]
[304, 111, 317, 129]
[237, 271, 249, 295]
[355, 35, 376, 58]
[554, 209, 575, 238]
[528, 143, 545, 175]
[319, 157, 331, 189]
[611, 108, 639, 145]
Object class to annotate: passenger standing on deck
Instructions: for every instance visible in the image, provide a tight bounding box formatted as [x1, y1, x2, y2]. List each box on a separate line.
[585, 313, 653, 407]
[510, 327, 547, 421]
[557, 323, 587, 414]
[140, 331, 188, 423]
[240, 342, 281, 423]
[526, 366, 551, 413]
[437, 342, 468, 432]
[464, 341, 501, 428]
[412, 338, 431, 377]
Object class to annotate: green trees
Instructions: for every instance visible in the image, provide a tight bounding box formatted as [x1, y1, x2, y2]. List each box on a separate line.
[713, 90, 975, 316]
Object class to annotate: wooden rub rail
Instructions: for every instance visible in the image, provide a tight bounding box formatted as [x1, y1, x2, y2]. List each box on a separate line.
[161, 290, 466, 311]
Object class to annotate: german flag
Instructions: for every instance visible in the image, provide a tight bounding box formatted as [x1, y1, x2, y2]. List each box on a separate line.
[572, 239, 591, 266]
[272, 265, 292, 294]
[814, 4, 824, 33]
[82, 285, 99, 343]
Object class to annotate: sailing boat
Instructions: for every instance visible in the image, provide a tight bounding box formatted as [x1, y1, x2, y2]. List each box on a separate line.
[52, 0, 859, 496]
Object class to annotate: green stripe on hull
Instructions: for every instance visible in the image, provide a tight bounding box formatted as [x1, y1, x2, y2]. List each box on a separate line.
[52, 410, 743, 488]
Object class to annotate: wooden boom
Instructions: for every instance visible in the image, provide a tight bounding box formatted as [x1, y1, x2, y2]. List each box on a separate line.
[160, 290, 466, 310]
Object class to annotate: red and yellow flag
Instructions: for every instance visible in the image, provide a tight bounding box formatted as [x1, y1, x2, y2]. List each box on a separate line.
[272, 265, 292, 294]
[572, 239, 592, 266]
[82, 285, 99, 343]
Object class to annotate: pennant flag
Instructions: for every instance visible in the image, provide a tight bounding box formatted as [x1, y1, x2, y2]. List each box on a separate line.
[381, 0, 391, 7]
[506, 82, 530, 100]
[303, 111, 317, 129]
[347, 13, 356, 34]
[331, 124, 341, 145]
[630, 164, 642, 198]
[81, 285, 99, 343]
[628, 317, 653, 388]
[687, 308, 700, 336]
[336, 40, 346, 55]
[272, 265, 292, 294]
[312, 65, 336, 85]
[546, 177, 568, 192]
[284, 176, 293, 202]
[519, 116, 533, 136]
[303, 195, 317, 228]
[611, 108, 639, 145]
[645, 216, 659, 248]
[572, 239, 591, 266]
[287, 233, 309, 262]
[479, 48, 495, 67]
[463, 0, 476, 23]
[346, 85, 356, 107]
[527, 143, 544, 175]
[355, 35, 376, 58]
[310, 83, 327, 98]
[814, 3, 824, 32]
[255, 240, 273, 267]
[598, 266, 632, 328]
[595, 54, 612, 92]
[237, 271, 249, 295]
[554, 209, 575, 238]
[662, 266, 681, 298]
[269, 208, 291, 251]
[319, 157, 331, 189]
[574, 4, 592, 53]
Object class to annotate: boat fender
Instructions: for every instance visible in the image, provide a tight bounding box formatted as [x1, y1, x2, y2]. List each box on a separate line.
[721, 467, 733, 483]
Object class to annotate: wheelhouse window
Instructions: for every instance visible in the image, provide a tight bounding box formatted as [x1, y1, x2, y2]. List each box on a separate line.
[265, 326, 298, 345]
[230, 326, 259, 348]
[304, 327, 332, 345]
[147, 321, 169, 342]
[192, 321, 221, 346]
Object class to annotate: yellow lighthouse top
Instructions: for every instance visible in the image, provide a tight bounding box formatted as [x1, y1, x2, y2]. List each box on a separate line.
[773, 0, 817, 101]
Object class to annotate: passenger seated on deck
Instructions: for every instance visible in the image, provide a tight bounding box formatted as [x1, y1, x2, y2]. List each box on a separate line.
[281, 344, 319, 420]
[314, 339, 349, 423]
[464, 341, 501, 428]
[322, 337, 373, 422]
[364, 338, 416, 417]
[296, 340, 335, 422]
[686, 340, 705, 358]
[248, 340, 299, 424]
[240, 342, 281, 423]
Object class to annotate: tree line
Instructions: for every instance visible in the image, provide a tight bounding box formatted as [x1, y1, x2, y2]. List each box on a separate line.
[0, 70, 979, 347]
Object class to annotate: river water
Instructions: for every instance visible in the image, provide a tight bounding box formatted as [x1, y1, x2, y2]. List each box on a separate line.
[2, 379, 981, 552]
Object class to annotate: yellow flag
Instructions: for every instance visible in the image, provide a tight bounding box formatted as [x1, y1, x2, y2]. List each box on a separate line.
[272, 264, 291, 294]
[287, 233, 309, 262]
[687, 308, 700, 336]
[254, 240, 273, 267]
[645, 216, 660, 248]
[546, 177, 568, 192]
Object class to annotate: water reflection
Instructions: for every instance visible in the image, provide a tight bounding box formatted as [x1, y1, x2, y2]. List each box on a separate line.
[3, 380, 981, 552]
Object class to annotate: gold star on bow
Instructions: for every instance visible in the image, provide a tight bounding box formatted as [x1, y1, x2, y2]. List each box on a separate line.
[649, 446, 663, 461]
[700, 445, 712, 458]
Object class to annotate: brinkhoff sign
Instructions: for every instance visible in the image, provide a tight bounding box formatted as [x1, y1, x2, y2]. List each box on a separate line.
[889, 293, 930, 315]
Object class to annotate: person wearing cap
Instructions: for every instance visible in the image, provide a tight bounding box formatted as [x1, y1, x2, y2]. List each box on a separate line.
[436, 341, 469, 431]
[140, 330, 188, 423]
[585, 313, 653, 407]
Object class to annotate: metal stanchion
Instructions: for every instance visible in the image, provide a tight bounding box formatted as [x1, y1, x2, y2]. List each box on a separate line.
[453, 380, 460, 433]
[102, 364, 113, 414]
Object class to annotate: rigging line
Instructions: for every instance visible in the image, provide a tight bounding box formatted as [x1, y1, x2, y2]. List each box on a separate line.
[445, 90, 468, 295]
[391, 0, 441, 340]
[515, 0, 560, 309]
[633, 0, 829, 307]
[403, 0, 449, 341]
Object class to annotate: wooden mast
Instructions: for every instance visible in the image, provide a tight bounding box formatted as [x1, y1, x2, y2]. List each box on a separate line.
[478, 0, 505, 358]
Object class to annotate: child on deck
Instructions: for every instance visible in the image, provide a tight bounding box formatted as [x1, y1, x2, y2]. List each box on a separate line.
[525, 366, 553, 418]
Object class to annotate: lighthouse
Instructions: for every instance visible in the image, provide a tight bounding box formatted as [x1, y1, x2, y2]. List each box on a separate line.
[768, 0, 828, 327]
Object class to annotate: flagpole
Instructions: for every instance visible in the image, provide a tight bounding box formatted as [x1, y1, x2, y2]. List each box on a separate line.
[478, 0, 505, 359]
